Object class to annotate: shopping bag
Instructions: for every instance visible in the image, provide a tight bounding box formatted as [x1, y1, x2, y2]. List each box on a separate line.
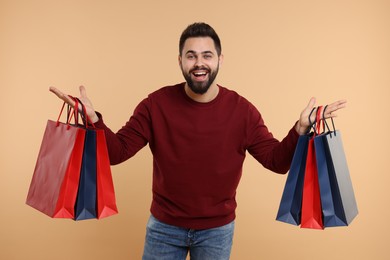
[324, 126, 358, 225]
[74, 128, 97, 220]
[301, 106, 324, 229]
[26, 101, 85, 218]
[277, 105, 356, 229]
[74, 98, 118, 220]
[96, 129, 118, 219]
[276, 134, 310, 225]
[315, 131, 347, 227]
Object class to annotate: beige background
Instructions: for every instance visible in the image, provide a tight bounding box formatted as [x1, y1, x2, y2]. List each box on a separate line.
[1, 0, 389, 259]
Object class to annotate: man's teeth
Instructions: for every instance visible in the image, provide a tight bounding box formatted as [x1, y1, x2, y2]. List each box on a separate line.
[194, 72, 207, 76]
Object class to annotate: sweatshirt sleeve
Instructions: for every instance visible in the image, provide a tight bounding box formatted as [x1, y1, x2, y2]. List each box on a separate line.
[246, 105, 299, 174]
[94, 98, 152, 165]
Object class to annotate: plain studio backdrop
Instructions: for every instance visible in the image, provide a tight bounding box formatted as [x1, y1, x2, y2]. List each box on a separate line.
[1, 0, 389, 259]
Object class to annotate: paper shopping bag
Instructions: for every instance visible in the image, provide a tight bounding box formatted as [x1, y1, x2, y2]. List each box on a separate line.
[74, 97, 118, 220]
[96, 129, 118, 219]
[27, 102, 85, 218]
[301, 106, 324, 230]
[276, 134, 310, 225]
[325, 130, 358, 225]
[74, 129, 97, 220]
[315, 132, 347, 227]
[301, 137, 324, 229]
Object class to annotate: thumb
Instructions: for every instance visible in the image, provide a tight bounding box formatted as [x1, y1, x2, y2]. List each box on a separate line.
[79, 85, 87, 99]
[306, 97, 316, 111]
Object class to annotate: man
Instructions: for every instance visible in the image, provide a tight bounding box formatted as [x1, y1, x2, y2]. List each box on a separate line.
[50, 22, 346, 260]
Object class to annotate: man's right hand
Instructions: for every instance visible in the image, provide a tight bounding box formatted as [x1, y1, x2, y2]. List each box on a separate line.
[49, 85, 99, 123]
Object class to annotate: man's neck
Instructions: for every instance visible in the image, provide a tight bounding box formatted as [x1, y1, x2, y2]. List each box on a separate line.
[184, 83, 219, 103]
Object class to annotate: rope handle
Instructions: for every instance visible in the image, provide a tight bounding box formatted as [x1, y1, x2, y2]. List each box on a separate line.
[316, 105, 325, 135]
[322, 105, 337, 137]
[308, 107, 317, 134]
[308, 105, 337, 137]
[56, 96, 79, 129]
[74, 97, 96, 129]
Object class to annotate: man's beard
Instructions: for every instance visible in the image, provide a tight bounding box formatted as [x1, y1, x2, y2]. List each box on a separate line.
[181, 64, 219, 95]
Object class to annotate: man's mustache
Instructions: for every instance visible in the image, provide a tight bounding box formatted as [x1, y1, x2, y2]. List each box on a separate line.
[190, 66, 210, 73]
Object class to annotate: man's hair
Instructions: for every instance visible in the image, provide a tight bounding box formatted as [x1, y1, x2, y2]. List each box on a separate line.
[179, 22, 222, 56]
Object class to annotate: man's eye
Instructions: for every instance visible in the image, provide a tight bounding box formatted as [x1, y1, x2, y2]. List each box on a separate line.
[187, 55, 195, 59]
[204, 54, 213, 59]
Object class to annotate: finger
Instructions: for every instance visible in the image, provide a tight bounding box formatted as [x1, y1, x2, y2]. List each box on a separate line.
[305, 97, 317, 123]
[306, 97, 316, 110]
[323, 100, 347, 119]
[49, 86, 64, 99]
[329, 99, 347, 110]
[325, 100, 347, 117]
[79, 85, 88, 99]
[49, 86, 76, 107]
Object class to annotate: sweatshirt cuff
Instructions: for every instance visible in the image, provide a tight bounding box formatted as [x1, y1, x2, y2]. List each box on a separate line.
[290, 122, 301, 139]
[93, 111, 106, 129]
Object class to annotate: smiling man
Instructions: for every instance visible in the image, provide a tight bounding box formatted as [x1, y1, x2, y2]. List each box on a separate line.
[179, 35, 221, 98]
[50, 22, 346, 260]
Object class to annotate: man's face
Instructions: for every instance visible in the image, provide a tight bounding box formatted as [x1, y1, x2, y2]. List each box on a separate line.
[179, 37, 222, 95]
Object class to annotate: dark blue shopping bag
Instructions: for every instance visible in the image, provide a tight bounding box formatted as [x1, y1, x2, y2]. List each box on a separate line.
[74, 129, 97, 220]
[276, 134, 311, 225]
[324, 130, 358, 225]
[314, 132, 347, 227]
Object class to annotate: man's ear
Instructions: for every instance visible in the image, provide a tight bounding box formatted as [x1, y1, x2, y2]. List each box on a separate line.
[178, 55, 182, 66]
[219, 54, 224, 67]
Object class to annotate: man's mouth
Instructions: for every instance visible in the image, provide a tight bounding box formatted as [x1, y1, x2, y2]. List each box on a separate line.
[193, 71, 207, 76]
[191, 69, 209, 80]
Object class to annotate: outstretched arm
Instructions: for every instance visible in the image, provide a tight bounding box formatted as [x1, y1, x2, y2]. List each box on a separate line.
[49, 85, 100, 123]
[295, 97, 347, 135]
[50, 85, 150, 164]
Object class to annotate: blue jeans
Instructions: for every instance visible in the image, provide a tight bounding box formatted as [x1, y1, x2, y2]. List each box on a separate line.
[142, 215, 235, 260]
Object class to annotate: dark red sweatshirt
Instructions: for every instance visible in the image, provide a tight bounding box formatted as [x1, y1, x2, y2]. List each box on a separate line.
[95, 83, 299, 229]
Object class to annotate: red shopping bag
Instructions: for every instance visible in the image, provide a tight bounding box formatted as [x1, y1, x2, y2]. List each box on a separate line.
[76, 98, 118, 219]
[301, 106, 324, 229]
[96, 129, 118, 219]
[26, 100, 85, 218]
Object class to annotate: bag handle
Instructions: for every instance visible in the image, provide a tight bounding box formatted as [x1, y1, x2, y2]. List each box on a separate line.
[56, 102, 66, 125]
[308, 106, 323, 136]
[308, 107, 317, 134]
[313, 106, 324, 136]
[76, 97, 96, 129]
[56, 97, 79, 129]
[322, 105, 337, 137]
[64, 96, 96, 129]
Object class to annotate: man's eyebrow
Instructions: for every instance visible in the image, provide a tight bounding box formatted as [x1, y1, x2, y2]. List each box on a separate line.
[185, 50, 215, 55]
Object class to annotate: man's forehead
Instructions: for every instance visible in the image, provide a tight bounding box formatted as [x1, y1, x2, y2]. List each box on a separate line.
[182, 37, 217, 53]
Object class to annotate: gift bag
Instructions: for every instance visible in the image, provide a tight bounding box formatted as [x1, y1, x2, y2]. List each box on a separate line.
[314, 133, 347, 227]
[301, 106, 324, 229]
[276, 106, 357, 229]
[313, 107, 348, 227]
[96, 129, 118, 219]
[74, 98, 118, 220]
[26, 100, 85, 218]
[28, 97, 118, 221]
[74, 129, 97, 220]
[276, 134, 310, 225]
[324, 123, 358, 225]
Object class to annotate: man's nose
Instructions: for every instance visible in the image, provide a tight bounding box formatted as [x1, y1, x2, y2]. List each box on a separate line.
[194, 56, 205, 66]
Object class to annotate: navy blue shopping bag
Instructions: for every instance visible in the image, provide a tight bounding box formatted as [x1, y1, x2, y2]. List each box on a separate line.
[324, 129, 358, 225]
[314, 132, 347, 227]
[276, 134, 311, 225]
[74, 129, 97, 220]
